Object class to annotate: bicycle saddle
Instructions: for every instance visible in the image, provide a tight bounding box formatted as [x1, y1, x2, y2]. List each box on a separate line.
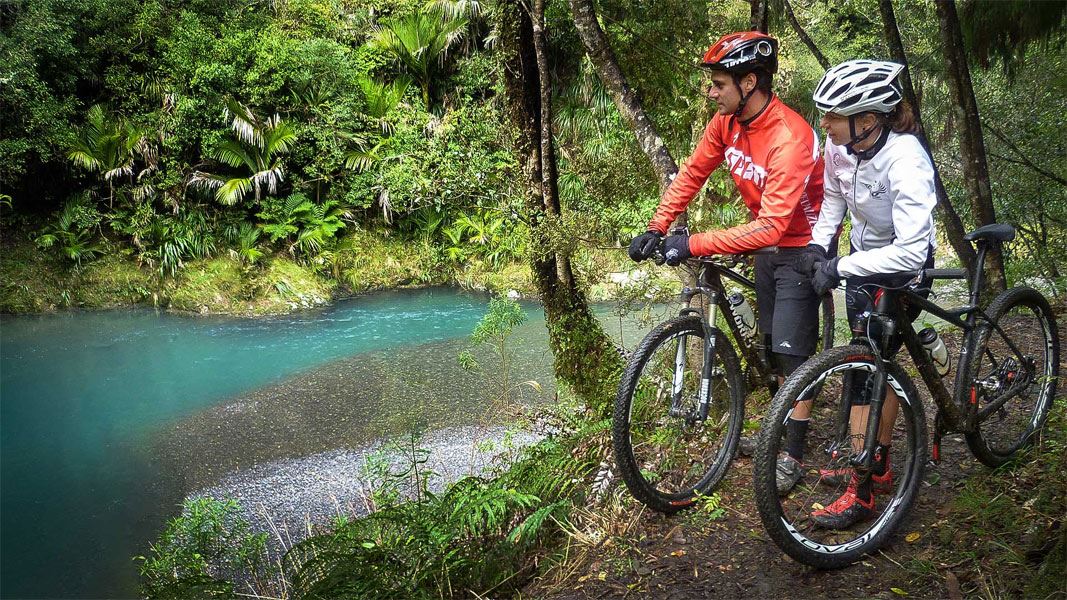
[963, 223, 1015, 243]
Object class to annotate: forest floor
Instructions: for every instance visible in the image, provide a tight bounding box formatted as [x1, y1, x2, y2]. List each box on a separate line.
[522, 318, 1067, 600]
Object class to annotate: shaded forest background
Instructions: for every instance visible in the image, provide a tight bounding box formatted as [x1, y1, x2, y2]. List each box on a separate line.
[2, 0, 1065, 294]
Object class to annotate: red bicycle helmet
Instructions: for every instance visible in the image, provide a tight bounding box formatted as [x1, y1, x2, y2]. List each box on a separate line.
[703, 31, 779, 75]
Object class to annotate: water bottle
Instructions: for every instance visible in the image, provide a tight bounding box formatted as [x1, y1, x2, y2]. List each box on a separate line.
[919, 327, 950, 376]
[727, 291, 758, 340]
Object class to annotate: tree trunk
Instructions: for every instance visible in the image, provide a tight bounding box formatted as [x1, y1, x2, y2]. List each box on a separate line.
[935, 0, 1006, 291]
[499, 0, 622, 416]
[783, 0, 829, 70]
[879, 0, 978, 277]
[568, 0, 679, 194]
[750, 0, 769, 33]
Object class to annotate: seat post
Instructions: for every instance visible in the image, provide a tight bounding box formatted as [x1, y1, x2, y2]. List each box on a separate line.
[968, 242, 989, 314]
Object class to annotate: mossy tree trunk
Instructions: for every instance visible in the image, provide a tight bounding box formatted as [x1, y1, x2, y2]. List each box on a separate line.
[499, 0, 622, 417]
[879, 0, 978, 277]
[935, 0, 1007, 292]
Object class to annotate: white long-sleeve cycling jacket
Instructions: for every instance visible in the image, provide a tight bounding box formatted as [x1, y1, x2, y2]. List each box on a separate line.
[810, 131, 937, 278]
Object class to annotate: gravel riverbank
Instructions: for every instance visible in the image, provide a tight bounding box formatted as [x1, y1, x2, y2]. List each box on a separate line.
[190, 425, 543, 552]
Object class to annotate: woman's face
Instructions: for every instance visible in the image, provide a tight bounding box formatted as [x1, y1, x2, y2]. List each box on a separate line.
[819, 112, 852, 146]
[820, 112, 878, 147]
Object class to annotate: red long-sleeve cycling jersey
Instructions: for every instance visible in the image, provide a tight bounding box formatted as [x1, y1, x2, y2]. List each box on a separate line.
[648, 95, 825, 255]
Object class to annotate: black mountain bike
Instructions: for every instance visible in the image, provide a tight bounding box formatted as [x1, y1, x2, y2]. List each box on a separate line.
[613, 243, 835, 513]
[753, 223, 1060, 568]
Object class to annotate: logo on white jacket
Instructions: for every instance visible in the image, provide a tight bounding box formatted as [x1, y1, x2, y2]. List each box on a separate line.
[862, 181, 889, 198]
[724, 147, 767, 188]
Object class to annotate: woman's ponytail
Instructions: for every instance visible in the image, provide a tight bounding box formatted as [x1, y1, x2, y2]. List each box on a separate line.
[888, 99, 918, 134]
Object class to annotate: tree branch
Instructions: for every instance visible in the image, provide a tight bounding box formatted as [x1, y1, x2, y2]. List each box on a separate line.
[567, 0, 678, 192]
[982, 122, 1067, 187]
[782, 0, 829, 69]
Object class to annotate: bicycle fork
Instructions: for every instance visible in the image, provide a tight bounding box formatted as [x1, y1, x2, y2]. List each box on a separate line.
[671, 286, 720, 422]
[849, 313, 895, 472]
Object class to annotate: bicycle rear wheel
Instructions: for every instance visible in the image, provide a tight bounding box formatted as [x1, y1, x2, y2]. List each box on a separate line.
[963, 286, 1060, 467]
[613, 316, 744, 513]
[754, 345, 927, 568]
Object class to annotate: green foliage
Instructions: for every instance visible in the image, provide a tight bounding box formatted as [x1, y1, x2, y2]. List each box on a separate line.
[257, 192, 350, 259]
[136, 497, 269, 600]
[34, 194, 105, 267]
[358, 75, 412, 133]
[329, 228, 445, 291]
[459, 296, 540, 412]
[370, 12, 468, 107]
[139, 207, 219, 277]
[471, 296, 526, 345]
[228, 222, 264, 264]
[190, 101, 297, 206]
[284, 435, 591, 599]
[937, 400, 1067, 597]
[67, 105, 155, 195]
[441, 209, 525, 267]
[961, 0, 1067, 74]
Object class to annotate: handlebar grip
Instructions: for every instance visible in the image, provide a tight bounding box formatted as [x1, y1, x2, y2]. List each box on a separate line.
[921, 268, 969, 280]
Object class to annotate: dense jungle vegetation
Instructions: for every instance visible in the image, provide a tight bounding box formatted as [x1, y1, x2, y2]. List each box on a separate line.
[2, 0, 1065, 598]
[1, 0, 1064, 313]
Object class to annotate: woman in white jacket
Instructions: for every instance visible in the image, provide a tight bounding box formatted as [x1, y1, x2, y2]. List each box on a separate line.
[777, 60, 939, 529]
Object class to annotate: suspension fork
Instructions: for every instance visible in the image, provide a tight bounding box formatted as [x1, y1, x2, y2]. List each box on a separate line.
[671, 285, 721, 421]
[851, 309, 896, 471]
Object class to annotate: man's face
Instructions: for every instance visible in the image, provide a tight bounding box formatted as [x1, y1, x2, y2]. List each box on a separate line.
[707, 71, 741, 115]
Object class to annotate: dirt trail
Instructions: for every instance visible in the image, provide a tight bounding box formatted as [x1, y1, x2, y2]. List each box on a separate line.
[527, 314, 1065, 599]
[532, 433, 979, 599]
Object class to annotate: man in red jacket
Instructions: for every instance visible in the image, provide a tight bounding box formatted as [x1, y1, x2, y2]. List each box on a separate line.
[628, 31, 825, 493]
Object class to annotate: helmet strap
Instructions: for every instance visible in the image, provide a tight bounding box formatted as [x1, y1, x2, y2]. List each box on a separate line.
[732, 73, 750, 117]
[733, 72, 771, 124]
[844, 114, 883, 156]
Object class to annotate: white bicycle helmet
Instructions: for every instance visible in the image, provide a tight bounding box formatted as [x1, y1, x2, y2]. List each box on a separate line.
[813, 60, 904, 116]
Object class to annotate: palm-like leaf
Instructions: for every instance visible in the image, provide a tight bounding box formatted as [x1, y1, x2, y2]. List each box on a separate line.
[426, 0, 481, 21]
[68, 104, 152, 192]
[370, 14, 467, 105]
[216, 178, 253, 206]
[191, 104, 296, 206]
[262, 118, 297, 156]
[224, 99, 262, 147]
[359, 76, 411, 133]
[212, 140, 257, 170]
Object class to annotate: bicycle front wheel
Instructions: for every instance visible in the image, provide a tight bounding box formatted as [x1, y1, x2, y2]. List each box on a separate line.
[819, 293, 836, 353]
[754, 345, 927, 568]
[963, 286, 1060, 467]
[612, 316, 745, 513]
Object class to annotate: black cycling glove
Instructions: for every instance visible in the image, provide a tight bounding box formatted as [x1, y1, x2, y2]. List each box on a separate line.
[663, 233, 692, 266]
[794, 243, 828, 276]
[628, 231, 662, 262]
[812, 257, 842, 296]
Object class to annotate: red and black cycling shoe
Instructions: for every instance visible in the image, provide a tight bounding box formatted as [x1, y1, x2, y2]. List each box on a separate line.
[818, 465, 893, 494]
[811, 478, 875, 530]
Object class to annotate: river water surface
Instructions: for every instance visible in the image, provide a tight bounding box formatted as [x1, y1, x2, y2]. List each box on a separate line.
[0, 289, 663, 599]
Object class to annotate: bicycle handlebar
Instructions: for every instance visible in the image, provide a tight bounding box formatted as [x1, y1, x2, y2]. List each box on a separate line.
[919, 268, 969, 280]
[649, 241, 779, 266]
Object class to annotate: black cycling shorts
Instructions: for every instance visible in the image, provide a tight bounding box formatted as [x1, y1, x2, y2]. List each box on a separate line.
[755, 248, 821, 360]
